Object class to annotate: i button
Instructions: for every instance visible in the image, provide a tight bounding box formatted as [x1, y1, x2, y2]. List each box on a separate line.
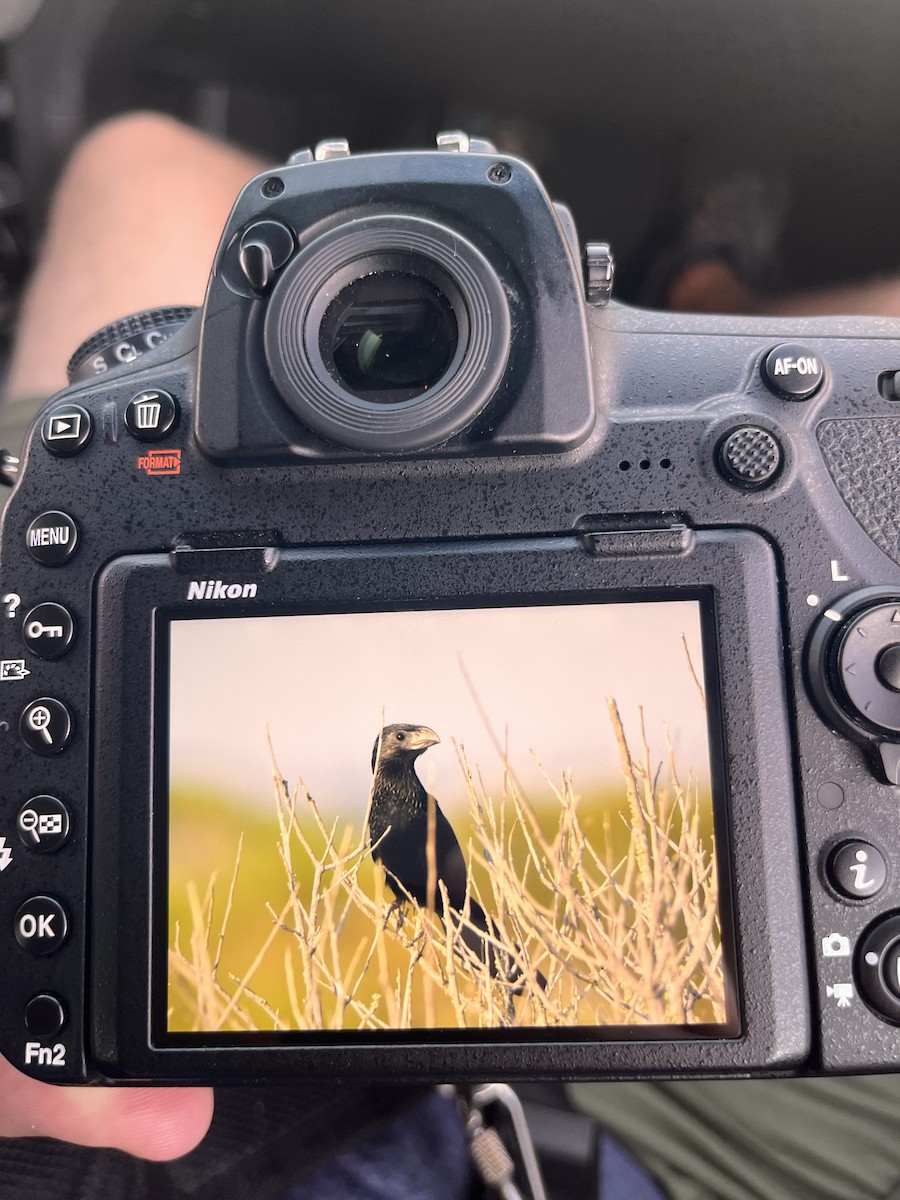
[828, 840, 887, 900]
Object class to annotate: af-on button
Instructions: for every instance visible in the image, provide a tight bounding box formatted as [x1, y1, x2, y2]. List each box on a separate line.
[25, 511, 78, 566]
[762, 343, 825, 400]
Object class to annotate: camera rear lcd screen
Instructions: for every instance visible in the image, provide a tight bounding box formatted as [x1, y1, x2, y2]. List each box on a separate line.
[165, 599, 735, 1039]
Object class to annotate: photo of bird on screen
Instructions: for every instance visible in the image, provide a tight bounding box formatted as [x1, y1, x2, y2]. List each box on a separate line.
[369, 723, 542, 991]
[166, 601, 729, 1034]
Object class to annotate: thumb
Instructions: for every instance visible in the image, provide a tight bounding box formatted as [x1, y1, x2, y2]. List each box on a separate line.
[0, 1052, 214, 1161]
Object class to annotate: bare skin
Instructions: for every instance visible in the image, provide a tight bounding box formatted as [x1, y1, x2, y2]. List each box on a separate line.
[6, 111, 265, 402]
[0, 1051, 214, 1160]
[667, 259, 900, 317]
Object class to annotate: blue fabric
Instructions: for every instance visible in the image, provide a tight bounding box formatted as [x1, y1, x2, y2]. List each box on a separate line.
[600, 1132, 668, 1200]
[286, 1089, 471, 1200]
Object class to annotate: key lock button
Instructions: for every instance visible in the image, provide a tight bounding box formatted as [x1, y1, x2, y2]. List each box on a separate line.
[21, 604, 75, 660]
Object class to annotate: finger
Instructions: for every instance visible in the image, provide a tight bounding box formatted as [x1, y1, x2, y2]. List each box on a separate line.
[0, 1054, 214, 1161]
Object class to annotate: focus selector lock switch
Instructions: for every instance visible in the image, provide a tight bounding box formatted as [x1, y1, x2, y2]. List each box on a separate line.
[807, 589, 900, 782]
[857, 914, 900, 1022]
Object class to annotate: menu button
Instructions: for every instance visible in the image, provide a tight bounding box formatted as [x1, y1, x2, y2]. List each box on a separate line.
[26, 512, 78, 566]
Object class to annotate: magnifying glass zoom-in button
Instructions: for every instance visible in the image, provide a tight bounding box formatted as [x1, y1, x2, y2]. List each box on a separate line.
[19, 699, 74, 756]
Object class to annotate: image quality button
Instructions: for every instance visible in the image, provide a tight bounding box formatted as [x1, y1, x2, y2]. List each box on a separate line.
[22, 603, 75, 660]
[25, 511, 78, 566]
[14, 896, 69, 955]
[19, 698, 74, 756]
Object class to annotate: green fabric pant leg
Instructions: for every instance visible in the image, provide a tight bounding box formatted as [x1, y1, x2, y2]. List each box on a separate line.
[571, 1078, 900, 1200]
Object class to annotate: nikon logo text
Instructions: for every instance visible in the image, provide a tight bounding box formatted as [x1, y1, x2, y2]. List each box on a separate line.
[187, 581, 258, 601]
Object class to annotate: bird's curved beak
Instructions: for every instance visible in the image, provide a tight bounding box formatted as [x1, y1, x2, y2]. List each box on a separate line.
[408, 726, 441, 752]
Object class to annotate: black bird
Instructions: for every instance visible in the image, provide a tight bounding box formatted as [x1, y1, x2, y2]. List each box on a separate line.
[368, 722, 539, 989]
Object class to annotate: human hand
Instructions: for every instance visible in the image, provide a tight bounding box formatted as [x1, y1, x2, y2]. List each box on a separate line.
[0, 1052, 213, 1160]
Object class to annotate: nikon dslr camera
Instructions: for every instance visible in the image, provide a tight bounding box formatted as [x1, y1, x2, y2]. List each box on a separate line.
[1, 136, 900, 1084]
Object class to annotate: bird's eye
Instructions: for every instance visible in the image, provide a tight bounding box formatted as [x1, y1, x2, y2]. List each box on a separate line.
[395, 731, 406, 741]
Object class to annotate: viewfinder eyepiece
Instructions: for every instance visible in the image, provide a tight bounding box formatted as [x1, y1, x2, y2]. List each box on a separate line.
[263, 215, 510, 452]
[319, 271, 458, 404]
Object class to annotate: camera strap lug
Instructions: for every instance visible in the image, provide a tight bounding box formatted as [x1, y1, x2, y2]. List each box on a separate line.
[0, 448, 19, 487]
[447, 1083, 548, 1200]
[436, 131, 498, 155]
[584, 241, 615, 306]
[314, 138, 351, 161]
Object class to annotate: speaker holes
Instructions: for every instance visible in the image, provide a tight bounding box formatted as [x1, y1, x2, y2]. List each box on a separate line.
[617, 456, 674, 472]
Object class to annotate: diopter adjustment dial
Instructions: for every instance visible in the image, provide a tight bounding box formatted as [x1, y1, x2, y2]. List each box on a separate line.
[807, 587, 900, 783]
[66, 306, 197, 383]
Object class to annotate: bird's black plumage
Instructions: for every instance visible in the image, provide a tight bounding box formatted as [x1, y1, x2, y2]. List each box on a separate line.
[368, 723, 539, 989]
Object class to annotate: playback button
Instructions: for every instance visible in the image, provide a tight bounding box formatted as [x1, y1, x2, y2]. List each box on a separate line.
[22, 604, 75, 660]
[40, 404, 92, 456]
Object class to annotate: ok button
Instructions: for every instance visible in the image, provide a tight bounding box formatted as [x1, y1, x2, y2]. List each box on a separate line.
[14, 896, 69, 955]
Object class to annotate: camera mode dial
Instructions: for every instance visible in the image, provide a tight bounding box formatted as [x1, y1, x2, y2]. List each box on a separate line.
[807, 588, 900, 783]
[67, 306, 196, 383]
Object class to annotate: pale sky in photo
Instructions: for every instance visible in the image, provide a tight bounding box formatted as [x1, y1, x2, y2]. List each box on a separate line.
[168, 599, 713, 817]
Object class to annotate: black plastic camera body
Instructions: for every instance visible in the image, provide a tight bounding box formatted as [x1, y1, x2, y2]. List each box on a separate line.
[1, 143, 900, 1085]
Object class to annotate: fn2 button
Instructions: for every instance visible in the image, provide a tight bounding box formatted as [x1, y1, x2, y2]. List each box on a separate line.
[25, 994, 66, 1037]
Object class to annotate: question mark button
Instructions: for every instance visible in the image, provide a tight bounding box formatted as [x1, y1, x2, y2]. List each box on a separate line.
[2, 594, 20, 619]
